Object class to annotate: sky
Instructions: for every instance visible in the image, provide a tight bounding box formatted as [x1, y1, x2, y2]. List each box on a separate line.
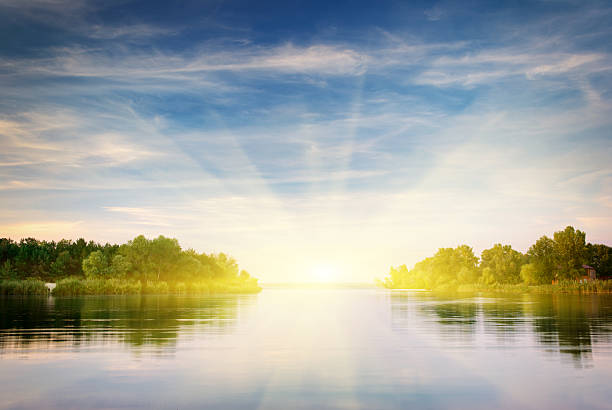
[1, 0, 611, 283]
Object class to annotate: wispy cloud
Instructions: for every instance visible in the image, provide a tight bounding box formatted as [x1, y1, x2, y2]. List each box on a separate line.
[87, 24, 178, 40]
[0, 111, 162, 171]
[415, 50, 609, 87]
[1, 43, 368, 84]
[424, 5, 445, 22]
[1, 220, 85, 237]
[1, 1, 611, 282]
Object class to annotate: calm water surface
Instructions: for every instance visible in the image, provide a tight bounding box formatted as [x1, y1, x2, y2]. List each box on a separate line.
[1, 289, 612, 409]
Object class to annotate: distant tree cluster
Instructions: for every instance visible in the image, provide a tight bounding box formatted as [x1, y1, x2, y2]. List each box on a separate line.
[383, 226, 612, 290]
[0, 235, 253, 283]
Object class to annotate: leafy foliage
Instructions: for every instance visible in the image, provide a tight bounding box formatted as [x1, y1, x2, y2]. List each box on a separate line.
[520, 263, 539, 285]
[553, 226, 587, 280]
[585, 243, 612, 277]
[383, 226, 611, 291]
[0, 237, 116, 280]
[480, 244, 525, 284]
[383, 245, 479, 290]
[527, 236, 556, 284]
[0, 235, 260, 294]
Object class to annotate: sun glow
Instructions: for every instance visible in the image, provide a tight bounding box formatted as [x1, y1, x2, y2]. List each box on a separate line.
[310, 265, 342, 283]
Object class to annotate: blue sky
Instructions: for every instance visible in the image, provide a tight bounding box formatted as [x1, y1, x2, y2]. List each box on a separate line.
[1, 0, 611, 282]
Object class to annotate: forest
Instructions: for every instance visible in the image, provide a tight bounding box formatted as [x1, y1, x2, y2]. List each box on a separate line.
[382, 226, 612, 292]
[0, 235, 260, 295]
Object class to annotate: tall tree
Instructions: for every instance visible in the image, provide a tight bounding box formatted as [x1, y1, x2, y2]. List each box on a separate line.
[82, 251, 108, 278]
[527, 236, 556, 284]
[480, 244, 525, 284]
[149, 236, 181, 280]
[553, 226, 586, 280]
[585, 243, 612, 277]
[120, 235, 152, 279]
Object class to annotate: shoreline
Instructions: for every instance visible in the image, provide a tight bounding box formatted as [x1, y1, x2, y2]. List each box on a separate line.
[383, 280, 612, 295]
[0, 278, 262, 296]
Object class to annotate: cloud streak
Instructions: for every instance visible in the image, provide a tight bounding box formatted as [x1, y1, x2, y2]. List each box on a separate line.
[1, 1, 611, 282]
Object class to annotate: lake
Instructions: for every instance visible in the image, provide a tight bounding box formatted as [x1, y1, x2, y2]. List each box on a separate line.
[1, 289, 612, 409]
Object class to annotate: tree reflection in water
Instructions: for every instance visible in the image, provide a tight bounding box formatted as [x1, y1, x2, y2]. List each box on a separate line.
[388, 292, 612, 366]
[0, 295, 256, 354]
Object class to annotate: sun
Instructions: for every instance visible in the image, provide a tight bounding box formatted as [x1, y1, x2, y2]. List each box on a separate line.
[310, 265, 341, 283]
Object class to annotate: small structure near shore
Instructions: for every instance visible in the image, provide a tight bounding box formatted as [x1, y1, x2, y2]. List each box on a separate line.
[580, 265, 597, 283]
[552, 265, 597, 284]
[45, 283, 56, 294]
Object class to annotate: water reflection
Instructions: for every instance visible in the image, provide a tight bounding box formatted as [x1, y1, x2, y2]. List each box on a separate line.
[1, 290, 612, 409]
[0, 295, 256, 354]
[389, 292, 612, 366]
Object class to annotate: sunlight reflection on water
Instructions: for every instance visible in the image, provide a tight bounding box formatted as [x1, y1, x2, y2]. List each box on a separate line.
[1, 290, 612, 409]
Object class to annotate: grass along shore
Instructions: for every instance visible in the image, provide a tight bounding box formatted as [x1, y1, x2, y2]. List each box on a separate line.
[1, 277, 261, 296]
[384, 280, 612, 294]
[0, 279, 48, 295]
[3, 278, 612, 296]
[453, 279, 612, 294]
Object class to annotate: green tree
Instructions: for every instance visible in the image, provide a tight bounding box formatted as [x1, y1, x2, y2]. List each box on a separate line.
[120, 235, 152, 279]
[0, 235, 259, 286]
[82, 250, 108, 278]
[175, 251, 203, 281]
[457, 266, 479, 284]
[553, 226, 586, 280]
[520, 263, 539, 285]
[50, 251, 74, 279]
[480, 244, 525, 284]
[527, 236, 556, 284]
[149, 236, 181, 280]
[118, 235, 182, 280]
[15, 238, 53, 278]
[384, 245, 479, 290]
[108, 254, 131, 277]
[430, 245, 479, 287]
[383, 264, 412, 288]
[585, 243, 612, 277]
[214, 252, 240, 278]
[0, 260, 16, 279]
[481, 267, 495, 285]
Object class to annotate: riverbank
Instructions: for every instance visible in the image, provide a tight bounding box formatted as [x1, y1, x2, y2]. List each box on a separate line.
[0, 279, 48, 295]
[383, 280, 612, 294]
[454, 280, 612, 294]
[1, 277, 262, 296]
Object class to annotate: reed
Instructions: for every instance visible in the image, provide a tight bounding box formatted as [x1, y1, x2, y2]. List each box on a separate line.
[51, 277, 261, 296]
[455, 280, 612, 294]
[0, 279, 48, 295]
[53, 277, 143, 295]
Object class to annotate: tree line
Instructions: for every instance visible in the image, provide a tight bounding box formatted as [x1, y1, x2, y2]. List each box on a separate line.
[382, 226, 612, 290]
[0, 235, 254, 283]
